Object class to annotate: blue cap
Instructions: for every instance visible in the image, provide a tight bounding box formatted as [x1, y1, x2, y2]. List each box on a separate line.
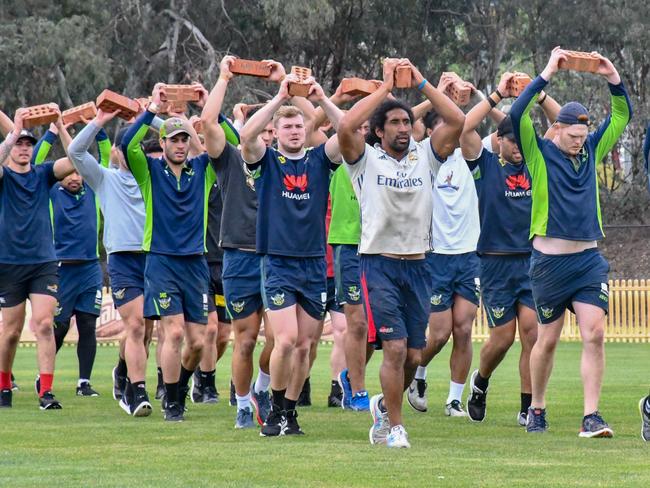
[556, 102, 590, 125]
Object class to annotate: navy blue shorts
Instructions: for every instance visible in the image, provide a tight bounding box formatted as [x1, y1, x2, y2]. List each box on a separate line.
[143, 253, 210, 324]
[0, 262, 59, 308]
[261, 255, 327, 320]
[207, 261, 231, 323]
[333, 244, 363, 307]
[54, 261, 103, 322]
[360, 255, 431, 349]
[327, 277, 343, 313]
[222, 249, 264, 321]
[107, 252, 146, 308]
[427, 252, 480, 312]
[530, 248, 609, 324]
[480, 254, 535, 327]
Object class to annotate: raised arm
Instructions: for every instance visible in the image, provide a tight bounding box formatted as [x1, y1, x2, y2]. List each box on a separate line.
[306, 81, 345, 161]
[0, 108, 29, 178]
[0, 108, 14, 137]
[338, 59, 399, 163]
[32, 126, 58, 165]
[202, 55, 236, 159]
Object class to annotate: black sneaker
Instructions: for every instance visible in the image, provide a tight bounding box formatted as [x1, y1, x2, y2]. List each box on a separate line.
[579, 411, 613, 438]
[163, 401, 184, 422]
[190, 370, 203, 404]
[131, 390, 153, 417]
[179, 385, 189, 413]
[327, 390, 342, 408]
[0, 388, 12, 408]
[34, 375, 40, 395]
[284, 409, 304, 435]
[76, 382, 99, 397]
[11, 374, 18, 391]
[39, 391, 62, 410]
[467, 370, 487, 422]
[201, 385, 219, 404]
[112, 367, 126, 401]
[155, 382, 165, 401]
[526, 407, 548, 433]
[260, 407, 287, 437]
[229, 380, 236, 407]
[297, 377, 311, 407]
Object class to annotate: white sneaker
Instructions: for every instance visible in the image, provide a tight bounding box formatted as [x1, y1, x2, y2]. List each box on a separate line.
[444, 399, 468, 417]
[517, 411, 528, 427]
[407, 379, 427, 413]
[369, 394, 390, 445]
[386, 425, 411, 448]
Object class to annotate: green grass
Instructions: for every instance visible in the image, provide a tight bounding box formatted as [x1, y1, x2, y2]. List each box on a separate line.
[1, 342, 649, 487]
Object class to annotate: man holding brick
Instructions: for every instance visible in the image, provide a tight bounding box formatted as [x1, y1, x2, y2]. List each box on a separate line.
[510, 47, 632, 437]
[338, 58, 465, 448]
[239, 73, 343, 436]
[0, 108, 76, 409]
[121, 83, 214, 422]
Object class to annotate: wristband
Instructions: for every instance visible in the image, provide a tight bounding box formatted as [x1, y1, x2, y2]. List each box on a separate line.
[417, 79, 428, 91]
[495, 89, 504, 99]
[537, 93, 548, 105]
[148, 102, 160, 113]
[487, 96, 498, 109]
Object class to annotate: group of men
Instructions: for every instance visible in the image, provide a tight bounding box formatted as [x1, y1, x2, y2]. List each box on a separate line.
[1, 47, 648, 447]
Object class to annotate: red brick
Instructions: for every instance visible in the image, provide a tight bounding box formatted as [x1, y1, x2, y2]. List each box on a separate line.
[559, 50, 601, 73]
[230, 59, 272, 78]
[441, 72, 471, 106]
[96, 90, 140, 120]
[23, 104, 60, 129]
[288, 66, 313, 97]
[506, 72, 532, 97]
[162, 84, 200, 103]
[61, 102, 97, 125]
[394, 66, 412, 88]
[340, 78, 382, 97]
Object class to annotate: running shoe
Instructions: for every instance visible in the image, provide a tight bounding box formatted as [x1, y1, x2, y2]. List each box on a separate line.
[579, 411, 613, 438]
[260, 407, 287, 437]
[369, 394, 390, 445]
[407, 378, 427, 413]
[526, 407, 548, 433]
[445, 400, 467, 417]
[639, 396, 650, 442]
[34, 375, 40, 395]
[284, 409, 304, 435]
[350, 390, 370, 411]
[132, 390, 153, 417]
[112, 367, 125, 401]
[201, 385, 219, 404]
[39, 391, 62, 410]
[11, 374, 18, 391]
[338, 368, 352, 410]
[179, 386, 189, 413]
[155, 383, 165, 401]
[235, 407, 255, 429]
[163, 402, 184, 422]
[517, 411, 528, 427]
[467, 370, 488, 422]
[190, 370, 203, 404]
[386, 425, 411, 448]
[76, 382, 99, 397]
[0, 389, 12, 408]
[251, 387, 272, 426]
[328, 382, 343, 408]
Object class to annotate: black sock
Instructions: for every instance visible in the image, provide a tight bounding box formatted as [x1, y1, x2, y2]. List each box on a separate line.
[165, 382, 179, 404]
[272, 389, 286, 410]
[75, 312, 97, 381]
[301, 377, 311, 392]
[520, 393, 532, 413]
[53, 320, 70, 353]
[157, 367, 163, 386]
[200, 369, 216, 389]
[179, 365, 194, 390]
[116, 357, 128, 378]
[475, 372, 490, 392]
[284, 398, 297, 412]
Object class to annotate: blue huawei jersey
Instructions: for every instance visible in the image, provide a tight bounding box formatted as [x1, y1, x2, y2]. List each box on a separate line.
[250, 144, 335, 257]
[0, 162, 58, 264]
[50, 182, 99, 261]
[469, 148, 532, 253]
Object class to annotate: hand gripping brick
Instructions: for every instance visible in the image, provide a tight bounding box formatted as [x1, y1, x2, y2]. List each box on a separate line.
[96, 90, 140, 121]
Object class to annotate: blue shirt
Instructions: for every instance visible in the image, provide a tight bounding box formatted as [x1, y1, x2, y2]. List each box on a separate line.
[250, 145, 334, 257]
[50, 182, 99, 261]
[0, 162, 57, 264]
[122, 110, 216, 256]
[469, 148, 532, 253]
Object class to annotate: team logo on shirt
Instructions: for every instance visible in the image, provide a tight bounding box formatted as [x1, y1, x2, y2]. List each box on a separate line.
[270, 293, 285, 306]
[437, 171, 459, 191]
[230, 300, 245, 313]
[114, 288, 126, 300]
[278, 155, 286, 164]
[540, 306, 554, 319]
[504, 173, 531, 198]
[347, 286, 361, 302]
[158, 292, 171, 310]
[430, 294, 442, 306]
[491, 306, 505, 319]
[282, 174, 310, 200]
[377, 170, 423, 189]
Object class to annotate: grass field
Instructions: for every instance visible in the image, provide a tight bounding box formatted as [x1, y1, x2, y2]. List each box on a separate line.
[1, 341, 649, 487]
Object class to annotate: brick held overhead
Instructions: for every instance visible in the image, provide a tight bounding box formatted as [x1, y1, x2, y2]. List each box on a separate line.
[96, 90, 140, 121]
[23, 104, 60, 129]
[559, 50, 601, 73]
[230, 59, 272, 78]
[61, 102, 98, 125]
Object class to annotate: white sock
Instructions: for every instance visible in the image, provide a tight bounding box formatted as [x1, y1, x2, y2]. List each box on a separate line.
[446, 380, 465, 404]
[236, 392, 252, 411]
[414, 366, 427, 380]
[254, 370, 271, 394]
[78, 378, 89, 387]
